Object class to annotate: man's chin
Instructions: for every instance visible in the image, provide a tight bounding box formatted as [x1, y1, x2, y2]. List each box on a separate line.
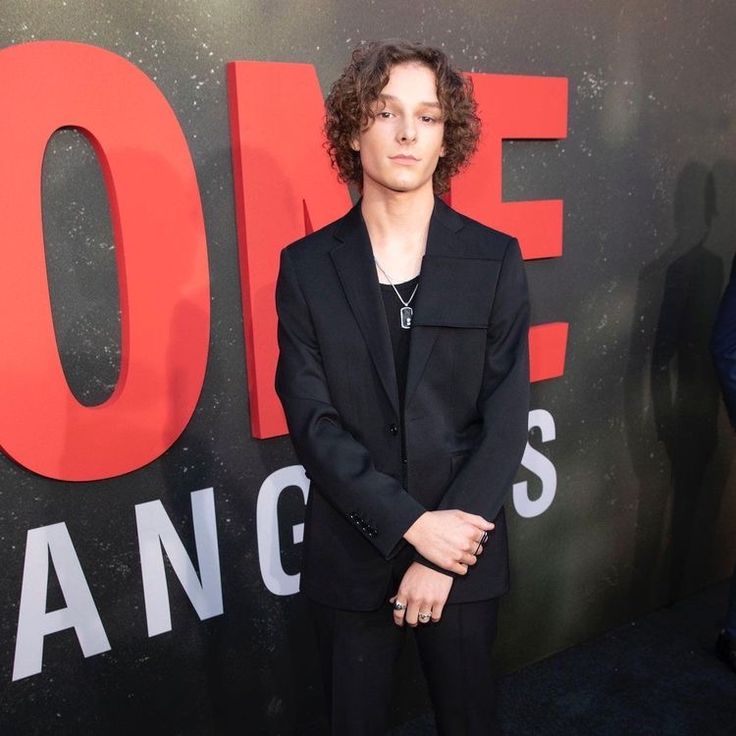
[373, 176, 433, 195]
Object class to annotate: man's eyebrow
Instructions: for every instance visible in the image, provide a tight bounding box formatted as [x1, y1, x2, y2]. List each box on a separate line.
[378, 93, 442, 108]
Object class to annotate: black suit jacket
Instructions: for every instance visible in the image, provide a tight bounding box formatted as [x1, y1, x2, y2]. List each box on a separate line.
[713, 254, 736, 428]
[275, 197, 530, 610]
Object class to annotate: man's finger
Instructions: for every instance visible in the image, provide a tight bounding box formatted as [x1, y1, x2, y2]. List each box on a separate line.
[459, 552, 478, 566]
[431, 601, 445, 623]
[405, 599, 421, 627]
[390, 595, 407, 627]
[458, 512, 494, 530]
[460, 523, 487, 550]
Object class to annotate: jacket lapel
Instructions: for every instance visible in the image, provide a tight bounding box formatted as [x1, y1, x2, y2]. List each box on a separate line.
[330, 202, 400, 415]
[329, 197, 467, 417]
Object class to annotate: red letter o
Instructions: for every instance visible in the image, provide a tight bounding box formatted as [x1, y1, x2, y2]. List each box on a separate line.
[0, 41, 210, 480]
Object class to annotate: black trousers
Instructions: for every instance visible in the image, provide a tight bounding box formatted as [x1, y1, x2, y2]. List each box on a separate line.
[307, 549, 501, 736]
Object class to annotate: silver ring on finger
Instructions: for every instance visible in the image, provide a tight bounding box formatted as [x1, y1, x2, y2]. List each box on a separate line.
[418, 612, 431, 624]
[474, 531, 489, 555]
[392, 600, 406, 612]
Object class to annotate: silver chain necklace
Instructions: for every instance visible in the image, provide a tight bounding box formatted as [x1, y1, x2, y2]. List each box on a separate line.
[374, 259, 419, 329]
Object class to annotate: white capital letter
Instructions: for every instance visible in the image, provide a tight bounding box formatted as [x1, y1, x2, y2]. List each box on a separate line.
[136, 487, 223, 637]
[513, 409, 557, 518]
[256, 465, 309, 596]
[13, 523, 110, 681]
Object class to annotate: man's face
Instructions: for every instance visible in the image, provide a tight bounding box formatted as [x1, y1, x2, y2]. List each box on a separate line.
[353, 62, 445, 196]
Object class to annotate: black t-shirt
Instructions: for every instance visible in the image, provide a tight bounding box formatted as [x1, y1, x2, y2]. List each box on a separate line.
[379, 275, 420, 412]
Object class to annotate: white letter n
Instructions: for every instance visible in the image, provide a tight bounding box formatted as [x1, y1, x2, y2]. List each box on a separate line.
[135, 487, 223, 637]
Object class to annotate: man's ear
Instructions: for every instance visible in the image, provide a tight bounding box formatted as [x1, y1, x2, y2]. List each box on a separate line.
[350, 137, 360, 152]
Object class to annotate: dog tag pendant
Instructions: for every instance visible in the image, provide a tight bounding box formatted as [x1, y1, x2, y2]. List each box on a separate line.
[400, 306, 413, 329]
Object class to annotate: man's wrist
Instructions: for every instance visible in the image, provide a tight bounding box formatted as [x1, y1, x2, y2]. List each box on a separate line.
[414, 553, 458, 579]
[403, 511, 428, 546]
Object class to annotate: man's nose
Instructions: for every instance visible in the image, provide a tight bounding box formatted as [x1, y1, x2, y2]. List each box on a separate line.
[398, 118, 417, 142]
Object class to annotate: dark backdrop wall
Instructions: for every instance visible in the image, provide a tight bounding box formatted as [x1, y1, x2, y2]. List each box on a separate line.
[1, 1, 735, 734]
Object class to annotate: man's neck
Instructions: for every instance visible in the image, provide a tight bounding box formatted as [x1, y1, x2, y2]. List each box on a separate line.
[360, 184, 435, 254]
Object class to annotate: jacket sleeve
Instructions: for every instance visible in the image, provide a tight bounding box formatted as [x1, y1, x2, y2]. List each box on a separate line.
[712, 255, 736, 429]
[275, 247, 426, 559]
[414, 237, 530, 574]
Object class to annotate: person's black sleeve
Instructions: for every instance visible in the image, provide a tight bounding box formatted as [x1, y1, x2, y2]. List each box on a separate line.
[712, 255, 736, 429]
[275, 247, 426, 560]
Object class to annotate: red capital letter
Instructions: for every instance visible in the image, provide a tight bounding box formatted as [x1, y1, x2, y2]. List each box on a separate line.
[451, 74, 569, 382]
[0, 41, 210, 480]
[228, 61, 351, 439]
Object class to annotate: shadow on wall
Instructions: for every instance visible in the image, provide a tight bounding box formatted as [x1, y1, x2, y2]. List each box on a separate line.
[625, 160, 736, 611]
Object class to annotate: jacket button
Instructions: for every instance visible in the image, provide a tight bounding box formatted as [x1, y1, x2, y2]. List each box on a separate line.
[388, 423, 398, 436]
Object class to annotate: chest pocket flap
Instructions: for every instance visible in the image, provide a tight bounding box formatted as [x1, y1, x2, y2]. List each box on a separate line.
[411, 255, 502, 328]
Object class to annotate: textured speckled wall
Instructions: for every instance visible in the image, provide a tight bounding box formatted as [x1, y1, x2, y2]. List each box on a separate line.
[1, 2, 736, 734]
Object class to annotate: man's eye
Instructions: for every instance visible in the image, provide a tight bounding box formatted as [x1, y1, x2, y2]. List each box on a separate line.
[379, 111, 393, 118]
[421, 116, 437, 123]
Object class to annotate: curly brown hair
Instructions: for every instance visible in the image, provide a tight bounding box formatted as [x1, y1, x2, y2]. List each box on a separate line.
[324, 40, 481, 195]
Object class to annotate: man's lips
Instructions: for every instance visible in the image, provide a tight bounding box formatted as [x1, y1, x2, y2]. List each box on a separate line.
[389, 154, 420, 163]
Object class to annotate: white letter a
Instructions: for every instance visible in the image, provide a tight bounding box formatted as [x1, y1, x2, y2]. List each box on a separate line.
[13, 523, 111, 681]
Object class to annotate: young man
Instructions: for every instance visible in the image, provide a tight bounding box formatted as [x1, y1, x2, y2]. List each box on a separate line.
[275, 40, 530, 735]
